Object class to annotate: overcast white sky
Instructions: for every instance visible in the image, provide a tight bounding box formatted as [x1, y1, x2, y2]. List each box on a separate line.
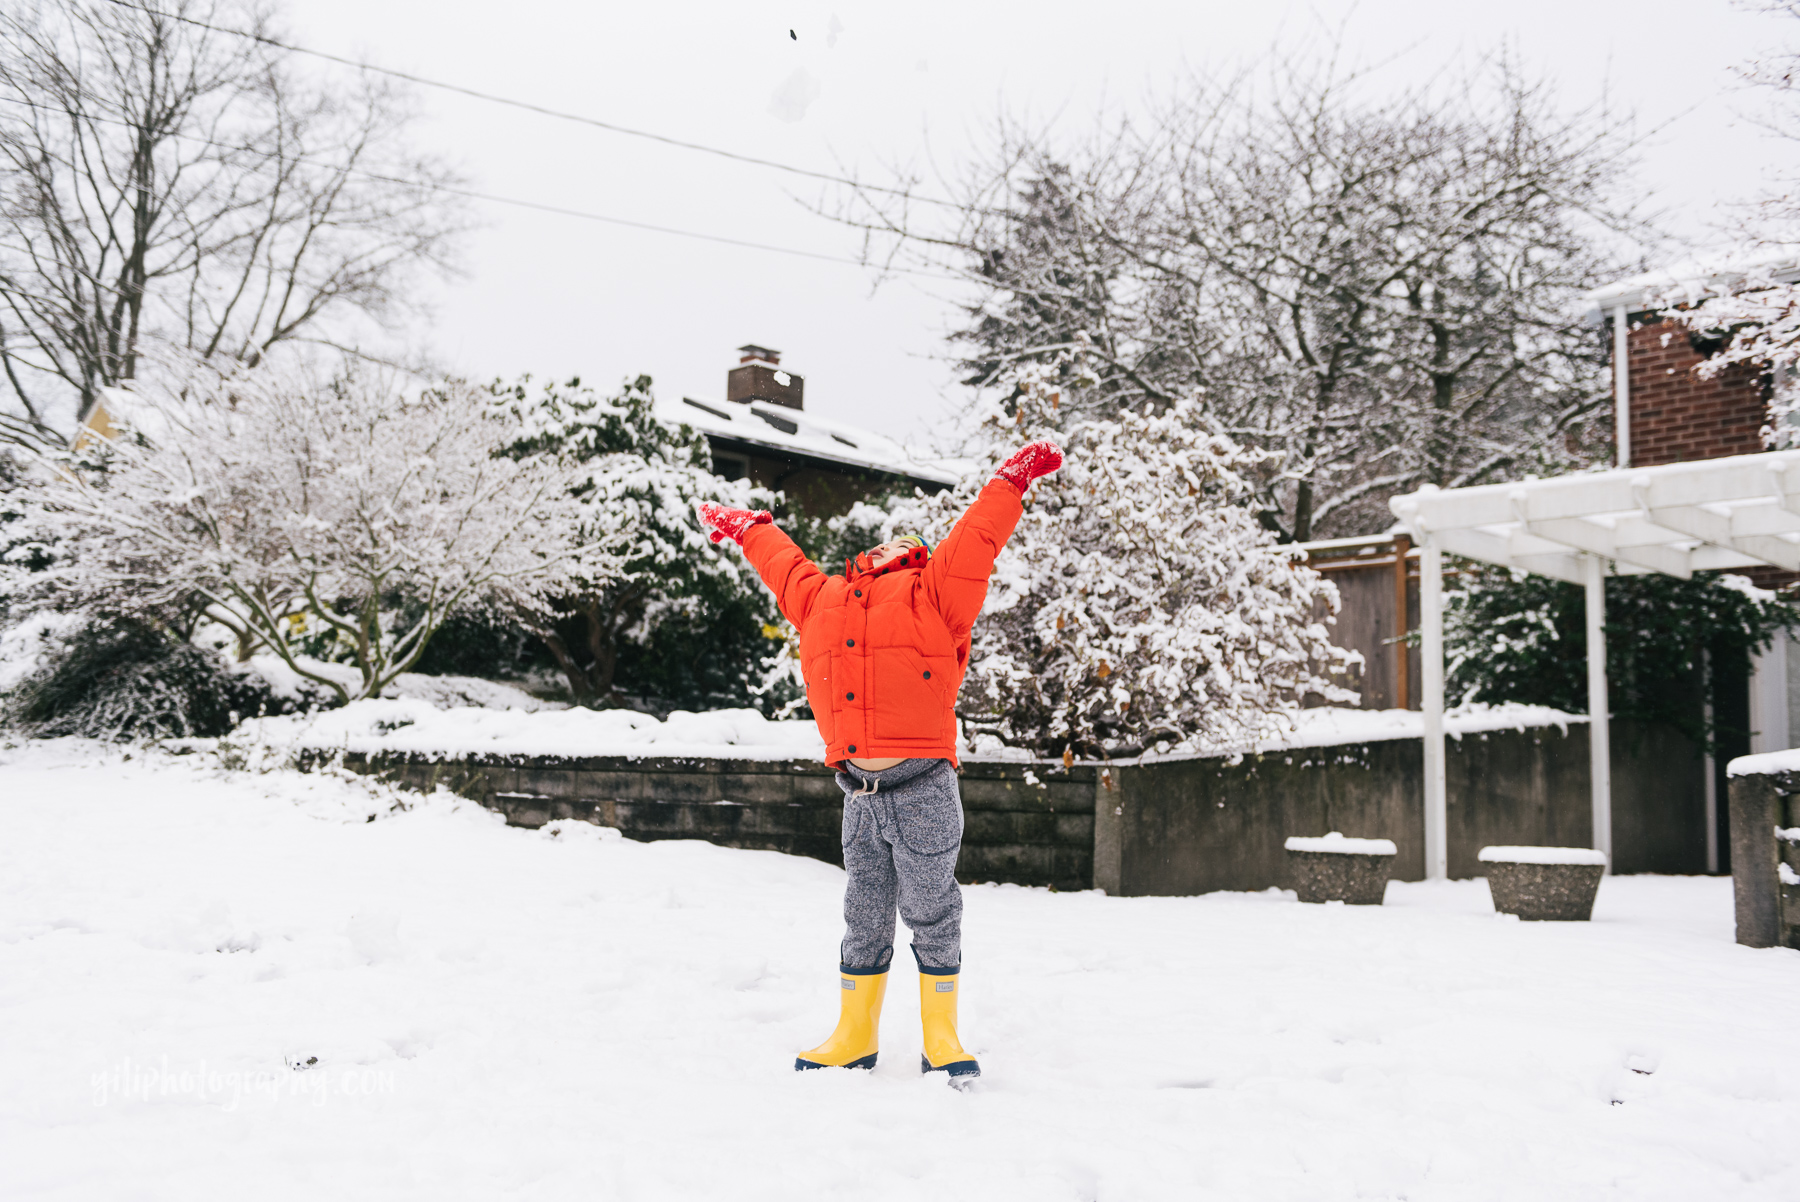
[288, 0, 1797, 447]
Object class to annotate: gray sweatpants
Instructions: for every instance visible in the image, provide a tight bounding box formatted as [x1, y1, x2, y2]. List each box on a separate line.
[835, 758, 964, 973]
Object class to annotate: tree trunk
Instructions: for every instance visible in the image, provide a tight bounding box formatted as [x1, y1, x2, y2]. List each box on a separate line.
[534, 625, 599, 704]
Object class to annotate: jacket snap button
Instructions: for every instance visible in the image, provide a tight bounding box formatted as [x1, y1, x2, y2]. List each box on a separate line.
[848, 745, 857, 753]
[846, 692, 854, 700]
[846, 638, 855, 647]
[923, 670, 931, 679]
[854, 589, 862, 597]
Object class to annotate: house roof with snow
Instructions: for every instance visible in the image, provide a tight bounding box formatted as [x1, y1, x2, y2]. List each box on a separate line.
[1581, 248, 1800, 319]
[662, 393, 960, 488]
[657, 345, 962, 493]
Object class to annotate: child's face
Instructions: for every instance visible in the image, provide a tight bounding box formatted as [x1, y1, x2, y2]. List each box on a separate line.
[865, 541, 910, 570]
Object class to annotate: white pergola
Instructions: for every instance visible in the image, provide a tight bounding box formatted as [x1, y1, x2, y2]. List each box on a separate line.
[1389, 449, 1800, 879]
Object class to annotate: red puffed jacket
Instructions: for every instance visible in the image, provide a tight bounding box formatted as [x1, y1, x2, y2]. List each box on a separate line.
[741, 478, 1024, 767]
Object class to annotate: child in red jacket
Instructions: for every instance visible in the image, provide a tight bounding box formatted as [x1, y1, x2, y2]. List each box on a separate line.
[700, 440, 1062, 1083]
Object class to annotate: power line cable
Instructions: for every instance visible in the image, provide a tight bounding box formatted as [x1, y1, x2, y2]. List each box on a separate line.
[99, 0, 964, 212]
[373, 170, 951, 277]
[0, 93, 955, 280]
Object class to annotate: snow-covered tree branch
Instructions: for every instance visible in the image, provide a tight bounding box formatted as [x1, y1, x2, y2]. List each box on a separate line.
[0, 0, 469, 442]
[1660, 263, 1800, 447]
[486, 374, 780, 707]
[1655, 6, 1800, 445]
[877, 360, 1358, 758]
[19, 357, 612, 704]
[834, 50, 1636, 539]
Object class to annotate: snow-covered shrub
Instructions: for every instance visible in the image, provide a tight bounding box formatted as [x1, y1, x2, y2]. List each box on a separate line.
[1, 616, 282, 740]
[1446, 563, 1800, 748]
[401, 608, 555, 683]
[877, 363, 1357, 758]
[17, 358, 613, 705]
[0, 451, 59, 625]
[487, 375, 784, 710]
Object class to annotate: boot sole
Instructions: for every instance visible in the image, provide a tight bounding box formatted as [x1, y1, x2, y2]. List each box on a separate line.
[921, 1054, 981, 1080]
[795, 1052, 878, 1072]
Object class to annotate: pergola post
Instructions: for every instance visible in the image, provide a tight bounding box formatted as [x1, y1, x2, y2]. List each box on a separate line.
[1612, 304, 1631, 469]
[1584, 553, 1613, 870]
[1393, 450, 1800, 882]
[1419, 539, 1448, 881]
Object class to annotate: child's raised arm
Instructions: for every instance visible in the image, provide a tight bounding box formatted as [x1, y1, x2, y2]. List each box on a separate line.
[924, 441, 1063, 637]
[699, 502, 829, 628]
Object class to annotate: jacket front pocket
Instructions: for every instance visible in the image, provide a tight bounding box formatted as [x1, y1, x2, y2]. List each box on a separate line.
[871, 650, 943, 738]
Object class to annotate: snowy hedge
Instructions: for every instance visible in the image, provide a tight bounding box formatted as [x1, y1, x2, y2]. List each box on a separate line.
[877, 361, 1357, 758]
[11, 359, 615, 706]
[484, 374, 784, 712]
[1446, 563, 1800, 749]
[0, 615, 287, 740]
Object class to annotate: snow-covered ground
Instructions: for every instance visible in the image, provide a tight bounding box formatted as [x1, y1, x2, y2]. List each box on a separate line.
[3, 742, 1798, 1201]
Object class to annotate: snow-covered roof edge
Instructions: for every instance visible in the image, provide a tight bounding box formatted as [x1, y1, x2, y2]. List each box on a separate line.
[663, 394, 962, 487]
[1581, 248, 1800, 318]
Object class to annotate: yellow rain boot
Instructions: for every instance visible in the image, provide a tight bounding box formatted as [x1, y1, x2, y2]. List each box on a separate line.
[795, 966, 887, 1071]
[919, 968, 981, 1084]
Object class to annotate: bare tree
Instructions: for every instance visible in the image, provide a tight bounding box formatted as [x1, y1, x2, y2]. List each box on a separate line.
[0, 0, 467, 447]
[843, 51, 1639, 539]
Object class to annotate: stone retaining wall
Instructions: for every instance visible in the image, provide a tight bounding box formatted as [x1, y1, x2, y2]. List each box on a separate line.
[338, 751, 1097, 891]
[331, 718, 1704, 896]
[1100, 720, 1705, 894]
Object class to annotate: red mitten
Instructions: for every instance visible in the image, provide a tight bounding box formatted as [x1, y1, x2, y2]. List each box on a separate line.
[698, 502, 773, 546]
[994, 440, 1065, 493]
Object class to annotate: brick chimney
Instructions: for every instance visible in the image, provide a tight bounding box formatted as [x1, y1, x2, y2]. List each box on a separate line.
[727, 344, 804, 411]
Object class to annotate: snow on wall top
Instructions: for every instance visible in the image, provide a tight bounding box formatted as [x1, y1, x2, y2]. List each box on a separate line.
[1284, 832, 1398, 856]
[1137, 703, 1585, 762]
[239, 701, 828, 762]
[1727, 747, 1800, 777]
[237, 700, 1582, 766]
[663, 393, 962, 487]
[1477, 846, 1608, 866]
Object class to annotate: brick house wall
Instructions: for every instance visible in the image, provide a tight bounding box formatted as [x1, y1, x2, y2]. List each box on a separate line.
[1625, 315, 1769, 467]
[1622, 315, 1795, 593]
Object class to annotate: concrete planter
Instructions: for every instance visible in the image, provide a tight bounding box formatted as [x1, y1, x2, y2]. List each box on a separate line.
[1479, 846, 1607, 921]
[1284, 833, 1398, 904]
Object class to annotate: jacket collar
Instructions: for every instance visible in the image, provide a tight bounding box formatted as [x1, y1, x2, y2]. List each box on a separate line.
[845, 547, 930, 582]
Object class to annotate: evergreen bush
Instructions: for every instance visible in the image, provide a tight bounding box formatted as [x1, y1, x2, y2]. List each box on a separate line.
[1445, 565, 1800, 749]
[3, 617, 286, 740]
